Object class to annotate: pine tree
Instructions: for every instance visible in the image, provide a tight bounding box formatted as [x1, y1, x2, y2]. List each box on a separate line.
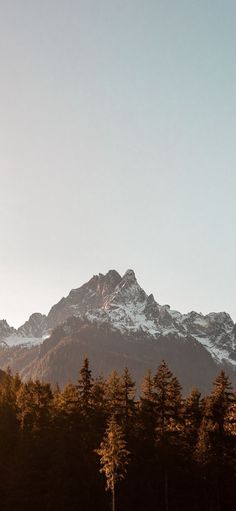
[195, 415, 212, 465]
[225, 390, 236, 436]
[120, 367, 136, 433]
[96, 415, 130, 511]
[141, 369, 154, 402]
[139, 369, 156, 442]
[17, 379, 53, 432]
[77, 357, 93, 415]
[91, 375, 108, 436]
[0, 368, 19, 467]
[184, 387, 202, 450]
[196, 372, 234, 511]
[208, 371, 233, 431]
[153, 361, 183, 511]
[92, 375, 107, 414]
[55, 383, 80, 429]
[106, 370, 123, 418]
[154, 361, 183, 439]
[2, 361, 236, 511]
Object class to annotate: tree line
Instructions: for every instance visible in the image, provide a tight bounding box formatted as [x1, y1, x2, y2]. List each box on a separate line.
[0, 359, 236, 510]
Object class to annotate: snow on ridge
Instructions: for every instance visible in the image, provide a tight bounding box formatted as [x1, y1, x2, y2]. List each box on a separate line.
[86, 301, 160, 337]
[1, 269, 236, 369]
[168, 308, 182, 320]
[3, 335, 44, 348]
[63, 273, 236, 366]
[193, 334, 236, 365]
[106, 302, 160, 336]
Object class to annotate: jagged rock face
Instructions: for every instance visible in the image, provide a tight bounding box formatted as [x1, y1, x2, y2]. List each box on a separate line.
[0, 320, 15, 340]
[45, 269, 236, 365]
[46, 269, 177, 338]
[47, 270, 122, 328]
[18, 313, 48, 338]
[87, 269, 163, 336]
[0, 269, 236, 391]
[174, 310, 236, 364]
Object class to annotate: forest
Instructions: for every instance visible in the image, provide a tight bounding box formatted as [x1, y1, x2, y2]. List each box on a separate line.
[0, 359, 235, 511]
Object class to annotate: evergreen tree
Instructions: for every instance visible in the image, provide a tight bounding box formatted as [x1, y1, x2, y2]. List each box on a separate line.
[120, 367, 136, 433]
[208, 371, 233, 431]
[0, 369, 19, 504]
[225, 390, 236, 436]
[153, 361, 183, 511]
[106, 370, 123, 418]
[77, 357, 93, 415]
[196, 372, 234, 511]
[139, 369, 156, 442]
[1, 360, 236, 511]
[96, 415, 130, 511]
[55, 382, 80, 429]
[184, 387, 202, 449]
[153, 361, 183, 439]
[91, 375, 108, 438]
[0, 368, 19, 435]
[17, 379, 53, 432]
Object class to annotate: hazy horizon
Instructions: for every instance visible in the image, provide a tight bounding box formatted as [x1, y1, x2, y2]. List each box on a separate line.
[1, 1, 236, 326]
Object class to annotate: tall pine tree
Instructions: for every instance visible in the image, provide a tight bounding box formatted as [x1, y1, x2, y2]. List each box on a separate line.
[96, 415, 130, 511]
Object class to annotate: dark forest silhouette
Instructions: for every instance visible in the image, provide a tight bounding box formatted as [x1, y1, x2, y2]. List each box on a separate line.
[0, 359, 236, 511]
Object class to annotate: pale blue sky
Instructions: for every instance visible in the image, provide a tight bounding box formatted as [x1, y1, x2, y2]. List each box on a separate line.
[0, 1, 236, 326]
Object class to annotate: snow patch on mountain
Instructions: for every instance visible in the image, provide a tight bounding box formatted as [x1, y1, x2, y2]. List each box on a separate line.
[1, 268, 236, 369]
[2, 335, 44, 348]
[193, 335, 236, 365]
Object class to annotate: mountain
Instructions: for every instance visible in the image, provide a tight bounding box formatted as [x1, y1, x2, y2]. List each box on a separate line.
[18, 313, 48, 338]
[0, 320, 15, 340]
[0, 269, 236, 392]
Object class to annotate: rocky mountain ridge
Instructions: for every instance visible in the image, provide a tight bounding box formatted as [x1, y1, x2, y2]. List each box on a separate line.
[0, 269, 236, 391]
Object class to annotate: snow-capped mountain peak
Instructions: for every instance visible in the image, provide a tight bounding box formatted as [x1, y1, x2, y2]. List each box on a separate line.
[35, 269, 236, 365]
[1, 269, 236, 371]
[104, 269, 146, 307]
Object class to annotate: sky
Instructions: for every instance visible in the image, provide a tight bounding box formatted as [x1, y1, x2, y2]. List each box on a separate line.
[0, 0, 236, 327]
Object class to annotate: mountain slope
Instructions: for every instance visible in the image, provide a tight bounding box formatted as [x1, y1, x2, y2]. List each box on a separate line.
[0, 269, 236, 392]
